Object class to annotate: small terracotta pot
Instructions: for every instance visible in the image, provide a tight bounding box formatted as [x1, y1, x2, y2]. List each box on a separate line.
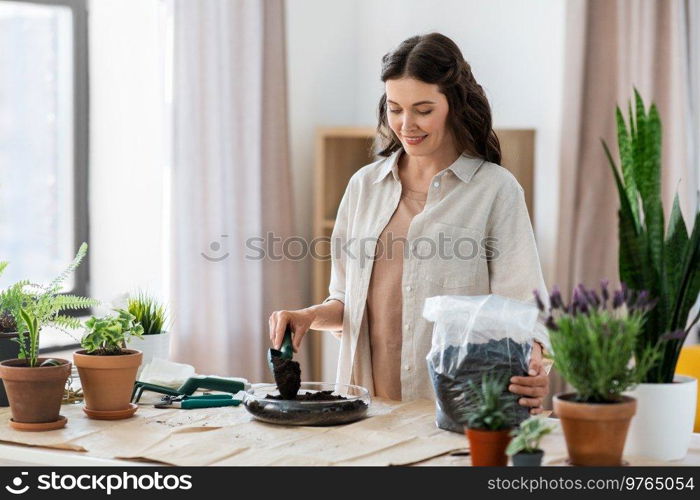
[466, 427, 512, 466]
[0, 358, 71, 423]
[73, 349, 142, 416]
[554, 393, 636, 466]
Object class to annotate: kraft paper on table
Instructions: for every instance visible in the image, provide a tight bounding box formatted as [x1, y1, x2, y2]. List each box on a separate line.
[2, 399, 699, 466]
[0, 399, 468, 466]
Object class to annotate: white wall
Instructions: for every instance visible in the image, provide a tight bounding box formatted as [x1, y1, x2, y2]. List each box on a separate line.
[86, 0, 568, 380]
[286, 0, 568, 381]
[88, 0, 168, 308]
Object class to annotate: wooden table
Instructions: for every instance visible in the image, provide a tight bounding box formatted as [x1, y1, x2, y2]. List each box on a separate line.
[0, 399, 698, 466]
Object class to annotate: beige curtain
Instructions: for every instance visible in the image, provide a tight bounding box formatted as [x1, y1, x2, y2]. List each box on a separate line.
[557, 0, 690, 296]
[169, 0, 302, 382]
[551, 0, 692, 402]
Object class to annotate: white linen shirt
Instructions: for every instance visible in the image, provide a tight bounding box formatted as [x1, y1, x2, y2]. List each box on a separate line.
[324, 149, 550, 400]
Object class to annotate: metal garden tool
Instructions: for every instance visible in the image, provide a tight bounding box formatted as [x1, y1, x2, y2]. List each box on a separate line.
[267, 325, 301, 399]
[132, 375, 249, 404]
[155, 393, 242, 410]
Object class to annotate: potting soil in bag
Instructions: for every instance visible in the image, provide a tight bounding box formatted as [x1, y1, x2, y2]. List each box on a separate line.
[423, 294, 538, 433]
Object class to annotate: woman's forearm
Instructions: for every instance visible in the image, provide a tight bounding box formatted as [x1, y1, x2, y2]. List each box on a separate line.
[304, 299, 344, 332]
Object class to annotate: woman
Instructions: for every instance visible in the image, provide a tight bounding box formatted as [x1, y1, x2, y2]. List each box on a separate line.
[269, 33, 550, 414]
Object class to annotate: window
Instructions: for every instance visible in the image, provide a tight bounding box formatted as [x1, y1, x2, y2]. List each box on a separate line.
[0, 0, 89, 299]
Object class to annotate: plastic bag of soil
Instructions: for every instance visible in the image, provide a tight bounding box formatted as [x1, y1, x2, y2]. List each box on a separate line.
[423, 295, 538, 433]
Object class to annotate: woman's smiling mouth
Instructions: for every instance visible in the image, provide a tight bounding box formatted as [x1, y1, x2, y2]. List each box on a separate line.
[403, 134, 427, 145]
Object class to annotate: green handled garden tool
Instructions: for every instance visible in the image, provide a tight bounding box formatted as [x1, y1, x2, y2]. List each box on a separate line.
[155, 393, 242, 409]
[131, 375, 249, 404]
[267, 325, 294, 371]
[267, 325, 301, 399]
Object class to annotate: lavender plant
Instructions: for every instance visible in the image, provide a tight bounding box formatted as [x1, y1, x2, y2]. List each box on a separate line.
[536, 282, 661, 403]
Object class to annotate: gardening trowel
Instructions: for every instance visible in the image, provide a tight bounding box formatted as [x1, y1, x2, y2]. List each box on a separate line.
[267, 325, 301, 399]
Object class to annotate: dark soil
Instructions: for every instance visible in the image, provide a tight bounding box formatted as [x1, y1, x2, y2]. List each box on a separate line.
[272, 357, 301, 399]
[429, 338, 531, 433]
[246, 391, 368, 426]
[265, 390, 344, 401]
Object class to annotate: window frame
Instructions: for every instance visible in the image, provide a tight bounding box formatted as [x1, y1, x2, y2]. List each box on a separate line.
[3, 0, 91, 304]
[2, 0, 91, 352]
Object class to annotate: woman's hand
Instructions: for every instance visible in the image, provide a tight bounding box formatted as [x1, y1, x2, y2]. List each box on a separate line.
[508, 341, 549, 415]
[268, 308, 316, 353]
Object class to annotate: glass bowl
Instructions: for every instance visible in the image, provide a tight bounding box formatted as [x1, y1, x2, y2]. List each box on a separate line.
[243, 382, 370, 426]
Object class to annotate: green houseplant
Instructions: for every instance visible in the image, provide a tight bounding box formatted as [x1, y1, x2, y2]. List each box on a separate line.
[506, 416, 554, 466]
[602, 90, 700, 382]
[0, 243, 97, 430]
[73, 309, 144, 419]
[537, 282, 657, 465]
[463, 373, 514, 466]
[125, 292, 170, 373]
[602, 90, 700, 460]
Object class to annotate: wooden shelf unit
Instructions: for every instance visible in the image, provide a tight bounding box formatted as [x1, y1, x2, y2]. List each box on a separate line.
[311, 127, 535, 380]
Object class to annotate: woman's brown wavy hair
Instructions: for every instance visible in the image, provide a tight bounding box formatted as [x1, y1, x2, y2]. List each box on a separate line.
[376, 33, 501, 164]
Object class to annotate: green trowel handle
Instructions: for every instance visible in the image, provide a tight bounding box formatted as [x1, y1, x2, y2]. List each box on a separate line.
[280, 326, 294, 359]
[181, 398, 241, 409]
[177, 375, 246, 396]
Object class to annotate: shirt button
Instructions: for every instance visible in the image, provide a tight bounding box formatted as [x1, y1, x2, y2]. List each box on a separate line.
[433, 181, 440, 188]
[405, 364, 411, 371]
[404, 323, 410, 329]
[405, 285, 412, 292]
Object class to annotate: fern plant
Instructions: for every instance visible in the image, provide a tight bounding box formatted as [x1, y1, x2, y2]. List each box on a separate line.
[602, 90, 700, 383]
[127, 292, 168, 335]
[2, 243, 99, 366]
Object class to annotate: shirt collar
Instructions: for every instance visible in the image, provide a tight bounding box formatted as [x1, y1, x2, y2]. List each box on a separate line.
[373, 149, 485, 184]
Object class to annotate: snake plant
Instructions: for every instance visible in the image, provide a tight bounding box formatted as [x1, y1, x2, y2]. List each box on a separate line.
[602, 90, 700, 383]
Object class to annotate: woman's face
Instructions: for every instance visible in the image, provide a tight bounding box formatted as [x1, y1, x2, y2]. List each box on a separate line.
[385, 77, 453, 156]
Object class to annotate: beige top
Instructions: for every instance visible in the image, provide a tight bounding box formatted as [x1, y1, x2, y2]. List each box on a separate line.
[324, 149, 550, 400]
[366, 186, 427, 401]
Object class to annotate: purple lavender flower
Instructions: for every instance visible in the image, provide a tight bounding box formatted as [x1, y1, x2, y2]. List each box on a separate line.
[533, 289, 545, 312]
[661, 329, 686, 341]
[550, 285, 563, 310]
[612, 290, 624, 309]
[600, 279, 610, 305]
[545, 315, 559, 331]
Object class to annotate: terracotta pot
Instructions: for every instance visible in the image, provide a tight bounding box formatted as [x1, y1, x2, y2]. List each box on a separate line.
[554, 393, 636, 466]
[465, 427, 512, 466]
[0, 358, 71, 423]
[73, 349, 142, 415]
[0, 332, 21, 407]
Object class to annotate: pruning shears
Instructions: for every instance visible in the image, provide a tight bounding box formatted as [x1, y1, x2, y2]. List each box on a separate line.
[154, 393, 242, 410]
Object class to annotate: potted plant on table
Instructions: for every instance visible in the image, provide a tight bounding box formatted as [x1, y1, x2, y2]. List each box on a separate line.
[537, 282, 659, 466]
[0, 243, 96, 430]
[74, 309, 144, 420]
[463, 373, 514, 466]
[506, 416, 554, 466]
[603, 90, 700, 461]
[125, 292, 170, 375]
